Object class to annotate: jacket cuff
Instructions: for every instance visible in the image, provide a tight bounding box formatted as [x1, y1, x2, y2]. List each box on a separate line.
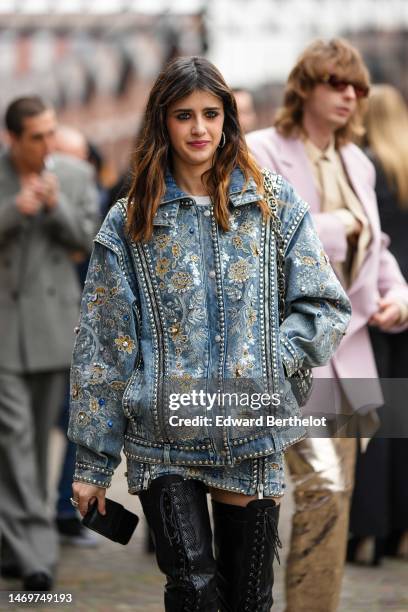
[280, 334, 301, 377]
[73, 461, 113, 488]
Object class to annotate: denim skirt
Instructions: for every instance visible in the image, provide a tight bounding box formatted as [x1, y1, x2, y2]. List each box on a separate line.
[126, 451, 285, 497]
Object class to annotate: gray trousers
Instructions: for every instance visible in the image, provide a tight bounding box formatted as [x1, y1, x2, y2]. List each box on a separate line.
[0, 370, 67, 576]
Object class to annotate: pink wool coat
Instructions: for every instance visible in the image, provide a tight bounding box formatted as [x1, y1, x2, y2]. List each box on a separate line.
[247, 127, 408, 414]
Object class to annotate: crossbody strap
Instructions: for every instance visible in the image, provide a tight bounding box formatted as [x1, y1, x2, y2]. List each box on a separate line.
[261, 168, 286, 323]
[262, 169, 313, 403]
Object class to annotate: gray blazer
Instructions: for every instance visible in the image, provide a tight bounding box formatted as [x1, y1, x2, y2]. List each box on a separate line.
[0, 151, 100, 373]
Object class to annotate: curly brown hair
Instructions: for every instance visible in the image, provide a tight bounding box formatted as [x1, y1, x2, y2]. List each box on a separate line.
[127, 56, 267, 242]
[274, 38, 370, 147]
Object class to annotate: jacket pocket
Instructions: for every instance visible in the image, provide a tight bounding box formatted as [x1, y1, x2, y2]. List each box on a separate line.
[122, 369, 150, 436]
[122, 367, 157, 442]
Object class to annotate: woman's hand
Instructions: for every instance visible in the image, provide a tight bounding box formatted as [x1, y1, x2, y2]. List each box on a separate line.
[369, 298, 402, 331]
[72, 482, 107, 518]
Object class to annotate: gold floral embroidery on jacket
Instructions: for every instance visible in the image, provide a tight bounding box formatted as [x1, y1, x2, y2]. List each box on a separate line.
[69, 246, 138, 447]
[146, 219, 208, 378]
[229, 258, 253, 284]
[115, 335, 136, 354]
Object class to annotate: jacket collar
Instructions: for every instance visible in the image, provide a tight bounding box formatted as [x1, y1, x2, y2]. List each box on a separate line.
[154, 168, 261, 226]
[229, 168, 262, 207]
[159, 167, 261, 207]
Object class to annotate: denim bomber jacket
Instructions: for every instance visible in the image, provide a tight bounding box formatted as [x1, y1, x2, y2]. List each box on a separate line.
[68, 168, 351, 488]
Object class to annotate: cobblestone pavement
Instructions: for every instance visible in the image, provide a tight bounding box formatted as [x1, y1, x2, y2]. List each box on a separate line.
[1, 439, 407, 612]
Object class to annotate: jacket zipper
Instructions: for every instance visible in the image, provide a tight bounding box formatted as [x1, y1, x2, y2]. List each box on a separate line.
[257, 458, 264, 499]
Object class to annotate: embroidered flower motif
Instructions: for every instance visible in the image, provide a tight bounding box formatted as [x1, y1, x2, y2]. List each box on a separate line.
[172, 244, 181, 258]
[230, 361, 253, 378]
[247, 308, 257, 326]
[88, 286, 107, 310]
[170, 372, 191, 383]
[77, 411, 90, 426]
[229, 259, 251, 283]
[89, 364, 106, 384]
[232, 236, 243, 249]
[156, 258, 170, 277]
[114, 335, 136, 354]
[89, 397, 99, 412]
[301, 255, 316, 266]
[155, 234, 170, 249]
[168, 322, 188, 344]
[168, 322, 180, 335]
[238, 220, 255, 235]
[110, 380, 128, 391]
[169, 271, 193, 293]
[231, 361, 251, 378]
[225, 286, 242, 302]
[190, 254, 199, 262]
[71, 383, 81, 399]
[169, 372, 193, 392]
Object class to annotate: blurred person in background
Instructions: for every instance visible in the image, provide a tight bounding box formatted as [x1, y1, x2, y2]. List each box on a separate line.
[248, 39, 408, 612]
[55, 125, 88, 161]
[53, 125, 101, 547]
[56, 126, 110, 225]
[348, 84, 408, 565]
[87, 142, 111, 220]
[105, 131, 140, 214]
[0, 96, 99, 591]
[67, 56, 350, 611]
[233, 87, 258, 133]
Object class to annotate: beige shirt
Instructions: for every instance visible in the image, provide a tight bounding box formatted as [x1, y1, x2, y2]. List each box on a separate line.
[304, 137, 372, 287]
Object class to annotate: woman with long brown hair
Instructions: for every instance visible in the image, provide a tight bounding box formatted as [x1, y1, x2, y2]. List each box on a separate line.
[67, 56, 350, 610]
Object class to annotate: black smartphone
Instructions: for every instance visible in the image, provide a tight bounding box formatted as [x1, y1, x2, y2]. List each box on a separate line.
[81, 497, 139, 545]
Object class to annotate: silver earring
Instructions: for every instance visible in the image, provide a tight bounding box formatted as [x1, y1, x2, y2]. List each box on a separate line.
[219, 131, 226, 148]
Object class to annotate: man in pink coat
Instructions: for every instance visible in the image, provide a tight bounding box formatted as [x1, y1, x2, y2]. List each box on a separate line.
[248, 38, 408, 611]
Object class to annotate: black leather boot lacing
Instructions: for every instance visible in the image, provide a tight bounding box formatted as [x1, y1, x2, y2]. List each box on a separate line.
[243, 505, 282, 611]
[159, 486, 207, 611]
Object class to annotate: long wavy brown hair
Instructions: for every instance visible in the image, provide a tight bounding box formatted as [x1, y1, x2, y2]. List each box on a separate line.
[126, 56, 267, 242]
[274, 38, 370, 147]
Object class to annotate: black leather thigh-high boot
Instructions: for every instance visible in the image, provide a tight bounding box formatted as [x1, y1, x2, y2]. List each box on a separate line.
[139, 475, 218, 612]
[212, 498, 282, 612]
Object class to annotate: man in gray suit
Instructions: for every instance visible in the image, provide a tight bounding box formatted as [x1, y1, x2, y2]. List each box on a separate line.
[0, 96, 99, 590]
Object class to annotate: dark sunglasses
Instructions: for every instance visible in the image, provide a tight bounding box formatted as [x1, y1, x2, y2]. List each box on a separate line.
[320, 74, 369, 99]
